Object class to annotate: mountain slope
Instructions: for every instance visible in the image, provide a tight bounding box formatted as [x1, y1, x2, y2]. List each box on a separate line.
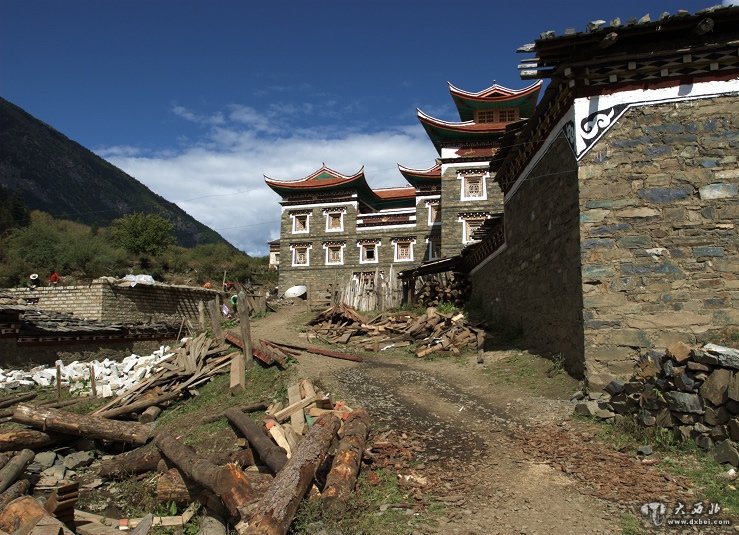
[0, 97, 228, 248]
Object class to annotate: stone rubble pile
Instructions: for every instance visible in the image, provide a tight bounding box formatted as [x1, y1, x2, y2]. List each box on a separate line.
[575, 342, 739, 466]
[0, 346, 174, 397]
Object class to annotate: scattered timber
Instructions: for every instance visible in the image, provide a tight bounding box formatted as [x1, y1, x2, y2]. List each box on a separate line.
[322, 408, 370, 509]
[0, 429, 58, 452]
[0, 449, 34, 493]
[224, 408, 288, 474]
[243, 414, 342, 535]
[12, 403, 151, 445]
[0, 479, 30, 513]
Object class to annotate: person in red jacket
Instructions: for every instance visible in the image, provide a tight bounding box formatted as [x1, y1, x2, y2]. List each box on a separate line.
[49, 270, 60, 285]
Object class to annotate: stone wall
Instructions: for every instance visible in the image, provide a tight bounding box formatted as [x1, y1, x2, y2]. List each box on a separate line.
[5, 281, 220, 324]
[579, 95, 739, 389]
[470, 134, 584, 375]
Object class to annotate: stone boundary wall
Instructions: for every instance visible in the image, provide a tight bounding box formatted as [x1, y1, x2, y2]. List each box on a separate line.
[579, 95, 739, 389]
[4, 281, 220, 324]
[470, 134, 585, 376]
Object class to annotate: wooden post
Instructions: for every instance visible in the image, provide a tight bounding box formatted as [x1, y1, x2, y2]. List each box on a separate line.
[306, 284, 312, 311]
[207, 299, 223, 340]
[238, 291, 253, 369]
[89, 364, 97, 398]
[198, 301, 206, 331]
[56, 363, 62, 400]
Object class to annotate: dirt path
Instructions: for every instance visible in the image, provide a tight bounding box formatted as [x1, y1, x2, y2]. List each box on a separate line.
[251, 304, 689, 535]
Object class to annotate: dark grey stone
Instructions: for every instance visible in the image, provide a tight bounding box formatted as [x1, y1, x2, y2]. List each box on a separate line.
[693, 246, 725, 258]
[581, 238, 615, 250]
[678, 426, 693, 441]
[605, 379, 626, 396]
[705, 405, 731, 426]
[687, 361, 712, 372]
[639, 410, 656, 427]
[674, 373, 696, 392]
[696, 434, 714, 450]
[710, 425, 728, 441]
[729, 419, 739, 441]
[623, 381, 643, 395]
[589, 223, 631, 237]
[616, 235, 651, 248]
[664, 391, 704, 414]
[713, 440, 739, 466]
[637, 186, 693, 204]
[34, 451, 57, 470]
[693, 350, 720, 366]
[704, 344, 739, 370]
[637, 445, 653, 456]
[574, 401, 599, 417]
[700, 368, 732, 406]
[63, 451, 95, 470]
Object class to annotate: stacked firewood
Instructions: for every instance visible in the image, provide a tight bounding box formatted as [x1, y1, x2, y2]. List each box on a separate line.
[415, 274, 470, 308]
[308, 304, 486, 358]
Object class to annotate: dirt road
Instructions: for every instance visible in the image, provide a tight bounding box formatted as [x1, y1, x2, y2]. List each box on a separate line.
[251, 304, 694, 535]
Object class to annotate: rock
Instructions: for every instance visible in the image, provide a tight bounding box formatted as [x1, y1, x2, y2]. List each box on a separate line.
[664, 391, 703, 414]
[700, 368, 732, 406]
[713, 440, 739, 466]
[729, 419, 739, 441]
[705, 405, 731, 426]
[674, 373, 696, 392]
[605, 379, 625, 395]
[34, 451, 57, 469]
[678, 426, 693, 441]
[63, 451, 95, 470]
[655, 408, 674, 427]
[639, 410, 656, 427]
[594, 408, 616, 419]
[667, 341, 692, 363]
[623, 381, 643, 395]
[570, 391, 585, 401]
[704, 344, 739, 370]
[663, 360, 676, 377]
[574, 401, 600, 417]
[25, 462, 42, 474]
[696, 434, 714, 450]
[687, 361, 712, 372]
[729, 373, 739, 402]
[693, 350, 720, 366]
[710, 425, 728, 441]
[728, 400, 739, 415]
[674, 413, 697, 424]
[637, 445, 653, 456]
[693, 422, 711, 434]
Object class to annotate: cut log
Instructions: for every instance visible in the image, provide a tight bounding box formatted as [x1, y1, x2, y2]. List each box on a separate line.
[0, 479, 30, 512]
[243, 414, 341, 535]
[0, 449, 34, 493]
[0, 429, 58, 453]
[12, 403, 151, 445]
[96, 391, 181, 420]
[267, 341, 363, 363]
[138, 406, 162, 424]
[200, 402, 269, 424]
[154, 433, 268, 518]
[0, 392, 36, 409]
[0, 496, 73, 535]
[224, 408, 288, 474]
[322, 408, 370, 509]
[156, 468, 198, 504]
[98, 444, 162, 479]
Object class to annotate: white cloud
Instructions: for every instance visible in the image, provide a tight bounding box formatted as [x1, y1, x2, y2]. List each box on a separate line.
[98, 118, 437, 256]
[171, 104, 225, 125]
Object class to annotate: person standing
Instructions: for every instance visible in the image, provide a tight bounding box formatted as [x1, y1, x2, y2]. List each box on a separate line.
[49, 270, 60, 286]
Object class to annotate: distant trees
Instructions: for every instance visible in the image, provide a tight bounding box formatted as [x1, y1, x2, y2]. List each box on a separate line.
[108, 212, 176, 257]
[0, 186, 30, 234]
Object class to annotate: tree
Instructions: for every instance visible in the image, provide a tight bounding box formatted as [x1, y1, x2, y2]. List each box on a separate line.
[108, 213, 176, 257]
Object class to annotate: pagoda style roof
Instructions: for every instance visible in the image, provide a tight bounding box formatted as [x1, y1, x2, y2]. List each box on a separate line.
[397, 163, 441, 188]
[449, 80, 543, 122]
[265, 164, 415, 210]
[264, 164, 367, 194]
[416, 109, 508, 154]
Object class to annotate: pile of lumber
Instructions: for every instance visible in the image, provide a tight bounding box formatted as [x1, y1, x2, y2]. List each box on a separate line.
[89, 332, 243, 420]
[415, 274, 470, 308]
[308, 305, 486, 358]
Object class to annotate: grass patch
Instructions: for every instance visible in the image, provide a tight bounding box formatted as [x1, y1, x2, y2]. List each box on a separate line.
[483, 351, 578, 399]
[620, 512, 647, 535]
[291, 469, 442, 535]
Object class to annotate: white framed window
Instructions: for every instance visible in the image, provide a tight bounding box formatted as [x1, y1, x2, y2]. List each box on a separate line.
[426, 237, 441, 260]
[323, 242, 345, 265]
[463, 218, 486, 244]
[459, 172, 489, 201]
[290, 212, 311, 234]
[290, 244, 311, 266]
[392, 238, 415, 262]
[427, 202, 441, 226]
[357, 241, 380, 264]
[324, 211, 344, 232]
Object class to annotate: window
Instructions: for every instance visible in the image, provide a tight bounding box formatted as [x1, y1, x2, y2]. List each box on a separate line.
[291, 213, 310, 234]
[464, 176, 483, 198]
[325, 212, 344, 232]
[427, 237, 441, 260]
[358, 241, 379, 264]
[428, 203, 440, 225]
[464, 218, 486, 244]
[475, 108, 519, 123]
[326, 245, 343, 265]
[393, 241, 414, 262]
[291, 246, 310, 266]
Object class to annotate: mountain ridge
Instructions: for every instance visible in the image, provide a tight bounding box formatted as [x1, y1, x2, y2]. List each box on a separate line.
[0, 96, 231, 249]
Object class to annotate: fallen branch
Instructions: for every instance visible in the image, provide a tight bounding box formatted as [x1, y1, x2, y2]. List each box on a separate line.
[268, 341, 363, 363]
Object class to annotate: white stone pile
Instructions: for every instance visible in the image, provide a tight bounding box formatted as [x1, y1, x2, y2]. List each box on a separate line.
[0, 346, 174, 398]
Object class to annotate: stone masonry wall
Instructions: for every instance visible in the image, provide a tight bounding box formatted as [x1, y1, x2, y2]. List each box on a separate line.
[579, 95, 739, 390]
[5, 281, 220, 324]
[470, 134, 584, 375]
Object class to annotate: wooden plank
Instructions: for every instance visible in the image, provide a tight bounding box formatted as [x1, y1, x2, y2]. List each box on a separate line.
[286, 384, 306, 435]
[271, 396, 317, 423]
[237, 291, 254, 369]
[207, 300, 223, 340]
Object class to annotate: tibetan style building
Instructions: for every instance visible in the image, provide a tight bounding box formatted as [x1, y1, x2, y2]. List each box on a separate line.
[265, 82, 541, 300]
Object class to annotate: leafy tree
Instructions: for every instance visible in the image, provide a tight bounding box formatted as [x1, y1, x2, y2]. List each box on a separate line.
[108, 212, 176, 257]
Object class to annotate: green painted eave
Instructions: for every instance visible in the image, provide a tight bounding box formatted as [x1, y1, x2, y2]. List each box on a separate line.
[452, 92, 539, 122]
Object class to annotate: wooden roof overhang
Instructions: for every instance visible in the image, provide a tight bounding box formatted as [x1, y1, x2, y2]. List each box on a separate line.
[397, 163, 442, 189]
[449, 81, 543, 121]
[417, 109, 509, 154]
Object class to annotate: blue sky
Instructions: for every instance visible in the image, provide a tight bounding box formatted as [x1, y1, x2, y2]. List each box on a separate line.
[2, 0, 707, 254]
